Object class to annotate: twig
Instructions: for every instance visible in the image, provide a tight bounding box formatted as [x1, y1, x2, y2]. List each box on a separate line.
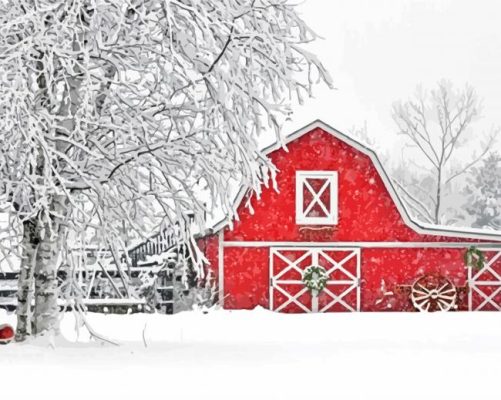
[142, 322, 148, 348]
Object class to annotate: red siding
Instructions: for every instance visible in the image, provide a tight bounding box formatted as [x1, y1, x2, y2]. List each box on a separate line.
[223, 247, 269, 309]
[361, 248, 468, 311]
[224, 128, 461, 243]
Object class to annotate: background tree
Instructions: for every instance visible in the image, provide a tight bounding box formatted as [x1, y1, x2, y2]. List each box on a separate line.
[392, 81, 497, 225]
[350, 121, 375, 148]
[0, 0, 332, 340]
[462, 153, 501, 229]
[350, 121, 389, 165]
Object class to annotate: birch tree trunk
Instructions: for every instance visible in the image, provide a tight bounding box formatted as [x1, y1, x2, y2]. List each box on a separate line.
[33, 195, 67, 336]
[15, 219, 40, 341]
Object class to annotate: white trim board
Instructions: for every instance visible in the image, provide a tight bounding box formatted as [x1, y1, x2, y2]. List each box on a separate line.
[222, 241, 501, 249]
[211, 120, 501, 242]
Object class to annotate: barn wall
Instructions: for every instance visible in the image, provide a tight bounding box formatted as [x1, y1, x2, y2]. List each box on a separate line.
[361, 248, 468, 311]
[221, 245, 474, 312]
[223, 247, 269, 309]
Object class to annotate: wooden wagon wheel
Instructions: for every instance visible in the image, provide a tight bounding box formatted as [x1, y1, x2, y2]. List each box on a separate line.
[411, 274, 457, 312]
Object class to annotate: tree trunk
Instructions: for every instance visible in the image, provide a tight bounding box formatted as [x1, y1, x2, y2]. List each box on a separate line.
[32, 195, 67, 336]
[32, 233, 61, 335]
[435, 168, 443, 224]
[15, 219, 40, 341]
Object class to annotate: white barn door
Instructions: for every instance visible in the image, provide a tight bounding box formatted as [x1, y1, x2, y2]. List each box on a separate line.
[469, 249, 501, 311]
[269, 247, 361, 313]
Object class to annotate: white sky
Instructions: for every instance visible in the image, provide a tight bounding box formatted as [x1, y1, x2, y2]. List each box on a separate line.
[287, 0, 501, 154]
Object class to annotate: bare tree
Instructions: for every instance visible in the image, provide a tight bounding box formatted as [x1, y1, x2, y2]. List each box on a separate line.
[349, 121, 389, 164]
[0, 0, 332, 340]
[350, 121, 375, 148]
[392, 81, 497, 225]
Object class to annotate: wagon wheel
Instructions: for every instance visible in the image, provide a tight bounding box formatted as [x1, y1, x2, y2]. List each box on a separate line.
[411, 274, 457, 312]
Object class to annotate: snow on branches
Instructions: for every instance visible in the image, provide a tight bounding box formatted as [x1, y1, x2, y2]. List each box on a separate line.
[0, 0, 331, 338]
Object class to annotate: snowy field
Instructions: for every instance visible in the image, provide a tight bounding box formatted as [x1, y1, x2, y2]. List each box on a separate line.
[1, 308, 501, 400]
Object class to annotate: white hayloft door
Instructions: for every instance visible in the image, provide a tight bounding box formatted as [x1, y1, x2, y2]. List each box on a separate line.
[296, 171, 338, 225]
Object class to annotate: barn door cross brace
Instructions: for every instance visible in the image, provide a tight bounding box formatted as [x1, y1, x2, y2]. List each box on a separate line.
[468, 249, 501, 311]
[270, 247, 360, 313]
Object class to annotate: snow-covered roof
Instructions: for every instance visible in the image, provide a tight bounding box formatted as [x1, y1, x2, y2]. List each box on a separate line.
[212, 119, 501, 241]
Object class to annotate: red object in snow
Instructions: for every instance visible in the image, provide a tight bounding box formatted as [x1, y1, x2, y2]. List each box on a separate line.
[199, 120, 501, 313]
[0, 324, 14, 344]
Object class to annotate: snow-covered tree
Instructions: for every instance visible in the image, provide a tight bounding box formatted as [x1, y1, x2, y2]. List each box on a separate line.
[0, 0, 332, 340]
[462, 153, 501, 229]
[392, 81, 497, 225]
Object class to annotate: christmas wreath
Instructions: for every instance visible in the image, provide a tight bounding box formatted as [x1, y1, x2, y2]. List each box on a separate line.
[302, 265, 329, 293]
[464, 246, 486, 270]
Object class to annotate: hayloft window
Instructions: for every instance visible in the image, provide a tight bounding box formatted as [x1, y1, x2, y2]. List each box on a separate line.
[295, 171, 338, 225]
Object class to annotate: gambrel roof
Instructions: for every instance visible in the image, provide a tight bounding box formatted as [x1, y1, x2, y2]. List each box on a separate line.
[213, 119, 501, 242]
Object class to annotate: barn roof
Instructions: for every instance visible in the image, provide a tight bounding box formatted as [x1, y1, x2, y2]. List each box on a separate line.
[212, 119, 501, 241]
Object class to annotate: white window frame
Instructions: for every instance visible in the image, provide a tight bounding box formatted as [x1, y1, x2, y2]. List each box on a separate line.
[295, 171, 338, 225]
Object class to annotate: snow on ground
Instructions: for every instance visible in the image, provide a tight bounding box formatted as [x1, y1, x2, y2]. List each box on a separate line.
[1, 308, 501, 400]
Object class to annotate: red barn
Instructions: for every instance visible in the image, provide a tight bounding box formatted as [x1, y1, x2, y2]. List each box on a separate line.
[201, 120, 501, 313]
